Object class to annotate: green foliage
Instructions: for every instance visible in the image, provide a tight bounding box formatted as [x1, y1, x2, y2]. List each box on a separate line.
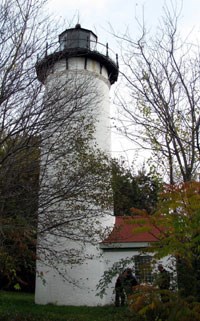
[151, 182, 200, 261]
[111, 159, 162, 215]
[129, 284, 168, 321]
[111, 159, 133, 215]
[0, 135, 38, 291]
[131, 170, 161, 214]
[128, 286, 200, 321]
[138, 181, 200, 300]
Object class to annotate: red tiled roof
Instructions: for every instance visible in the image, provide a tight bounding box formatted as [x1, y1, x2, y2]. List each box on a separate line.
[103, 216, 161, 243]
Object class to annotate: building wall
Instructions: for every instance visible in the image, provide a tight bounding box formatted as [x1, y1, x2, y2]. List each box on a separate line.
[45, 57, 111, 153]
[102, 247, 175, 305]
[35, 56, 115, 306]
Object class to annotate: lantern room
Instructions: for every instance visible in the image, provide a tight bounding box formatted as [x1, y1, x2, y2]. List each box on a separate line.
[59, 24, 97, 51]
[36, 24, 119, 85]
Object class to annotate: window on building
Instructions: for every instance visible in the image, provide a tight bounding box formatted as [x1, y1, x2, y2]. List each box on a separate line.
[135, 255, 153, 284]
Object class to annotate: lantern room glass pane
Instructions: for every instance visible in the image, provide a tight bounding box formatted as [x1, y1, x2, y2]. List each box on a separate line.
[64, 30, 90, 49]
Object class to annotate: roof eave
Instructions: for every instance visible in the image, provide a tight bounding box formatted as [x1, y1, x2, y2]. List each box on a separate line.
[100, 241, 153, 249]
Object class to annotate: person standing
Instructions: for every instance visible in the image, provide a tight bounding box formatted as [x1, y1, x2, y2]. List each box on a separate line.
[123, 268, 138, 297]
[157, 264, 170, 302]
[115, 268, 138, 307]
[115, 270, 126, 307]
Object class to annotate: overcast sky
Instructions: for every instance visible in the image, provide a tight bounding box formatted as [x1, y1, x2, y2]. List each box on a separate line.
[47, 0, 200, 42]
[46, 0, 200, 166]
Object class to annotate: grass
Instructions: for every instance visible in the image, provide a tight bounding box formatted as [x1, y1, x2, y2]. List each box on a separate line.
[0, 291, 137, 321]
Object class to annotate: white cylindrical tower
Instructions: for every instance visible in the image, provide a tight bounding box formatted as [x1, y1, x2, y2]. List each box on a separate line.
[35, 24, 118, 306]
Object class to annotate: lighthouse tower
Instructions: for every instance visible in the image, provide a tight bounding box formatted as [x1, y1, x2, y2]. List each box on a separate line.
[35, 24, 118, 306]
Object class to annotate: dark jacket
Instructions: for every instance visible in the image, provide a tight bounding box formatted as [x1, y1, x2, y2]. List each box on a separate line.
[123, 273, 138, 295]
[157, 269, 170, 290]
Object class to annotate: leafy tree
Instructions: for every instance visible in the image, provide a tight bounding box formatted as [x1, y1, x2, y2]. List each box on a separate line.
[111, 159, 133, 215]
[131, 170, 161, 214]
[112, 159, 161, 215]
[130, 181, 200, 300]
[0, 135, 39, 290]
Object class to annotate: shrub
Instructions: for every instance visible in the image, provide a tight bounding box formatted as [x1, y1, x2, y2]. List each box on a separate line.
[128, 284, 168, 321]
[128, 285, 200, 321]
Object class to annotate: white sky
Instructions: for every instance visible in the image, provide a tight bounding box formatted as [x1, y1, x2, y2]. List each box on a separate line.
[46, 0, 200, 167]
[47, 0, 200, 36]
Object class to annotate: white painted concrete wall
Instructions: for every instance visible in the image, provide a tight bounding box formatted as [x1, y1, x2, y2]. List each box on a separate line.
[35, 55, 115, 306]
[47, 58, 111, 153]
